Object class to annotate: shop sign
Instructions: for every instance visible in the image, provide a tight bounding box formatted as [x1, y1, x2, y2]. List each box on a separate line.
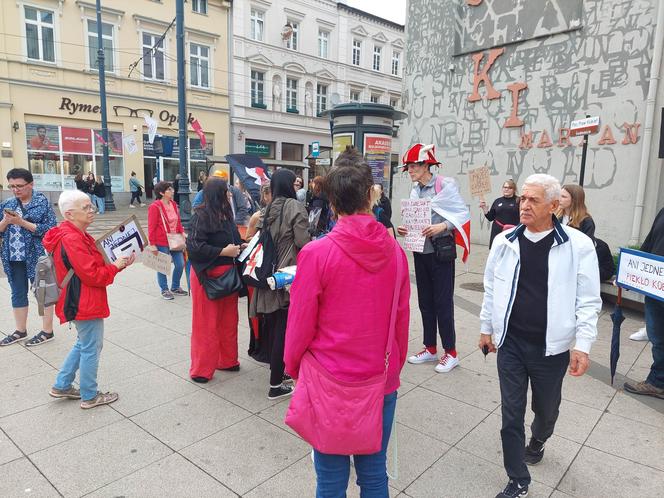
[58, 97, 197, 126]
[245, 141, 272, 157]
[61, 127, 93, 154]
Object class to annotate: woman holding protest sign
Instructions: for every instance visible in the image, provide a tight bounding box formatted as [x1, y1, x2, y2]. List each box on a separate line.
[187, 177, 244, 383]
[147, 181, 187, 300]
[479, 179, 520, 248]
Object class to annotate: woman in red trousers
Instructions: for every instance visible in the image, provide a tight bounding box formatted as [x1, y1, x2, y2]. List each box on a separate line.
[186, 177, 245, 383]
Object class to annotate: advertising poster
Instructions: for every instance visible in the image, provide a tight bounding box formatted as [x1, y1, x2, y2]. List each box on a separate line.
[363, 134, 392, 184]
[400, 199, 431, 252]
[94, 130, 124, 155]
[95, 215, 147, 264]
[26, 123, 59, 151]
[332, 133, 354, 163]
[61, 127, 93, 154]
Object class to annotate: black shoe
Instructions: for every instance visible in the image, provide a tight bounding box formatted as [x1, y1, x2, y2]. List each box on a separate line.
[268, 384, 294, 400]
[191, 376, 209, 384]
[219, 364, 240, 372]
[282, 374, 293, 385]
[524, 437, 545, 465]
[495, 479, 529, 498]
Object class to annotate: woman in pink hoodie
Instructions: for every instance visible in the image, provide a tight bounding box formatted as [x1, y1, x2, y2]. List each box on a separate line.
[285, 147, 410, 497]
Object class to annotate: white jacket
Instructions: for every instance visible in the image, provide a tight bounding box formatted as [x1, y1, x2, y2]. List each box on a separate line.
[480, 218, 602, 355]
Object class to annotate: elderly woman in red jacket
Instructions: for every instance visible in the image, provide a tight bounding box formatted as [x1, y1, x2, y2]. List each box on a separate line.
[44, 190, 133, 409]
[147, 181, 187, 300]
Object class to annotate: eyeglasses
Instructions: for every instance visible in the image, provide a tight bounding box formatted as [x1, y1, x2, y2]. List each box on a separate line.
[9, 183, 30, 190]
[76, 204, 98, 213]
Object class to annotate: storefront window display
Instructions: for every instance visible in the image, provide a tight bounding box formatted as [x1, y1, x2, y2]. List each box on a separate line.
[143, 134, 213, 184]
[25, 123, 125, 192]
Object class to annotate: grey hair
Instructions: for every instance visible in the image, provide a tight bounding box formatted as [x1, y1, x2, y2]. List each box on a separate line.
[522, 174, 561, 202]
[58, 189, 89, 216]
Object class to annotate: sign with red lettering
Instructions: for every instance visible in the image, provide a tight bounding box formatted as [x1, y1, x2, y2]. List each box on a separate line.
[61, 127, 93, 154]
[364, 134, 392, 184]
[617, 248, 664, 302]
[570, 116, 600, 137]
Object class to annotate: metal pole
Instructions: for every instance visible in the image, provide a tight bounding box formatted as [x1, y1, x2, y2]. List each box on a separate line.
[95, 0, 115, 211]
[579, 134, 588, 187]
[578, 114, 591, 187]
[176, 0, 191, 227]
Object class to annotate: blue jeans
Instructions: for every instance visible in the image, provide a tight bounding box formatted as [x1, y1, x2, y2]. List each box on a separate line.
[53, 319, 104, 401]
[313, 391, 398, 498]
[8, 261, 29, 308]
[156, 245, 184, 292]
[94, 194, 105, 214]
[645, 297, 664, 389]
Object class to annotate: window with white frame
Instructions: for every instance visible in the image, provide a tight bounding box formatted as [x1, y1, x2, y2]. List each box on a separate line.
[391, 51, 400, 76]
[286, 21, 299, 50]
[250, 9, 264, 41]
[142, 33, 165, 81]
[86, 20, 114, 72]
[318, 30, 329, 58]
[192, 0, 207, 14]
[372, 46, 382, 71]
[190, 43, 210, 88]
[352, 39, 361, 66]
[370, 93, 380, 103]
[24, 6, 55, 62]
[251, 70, 265, 106]
[390, 97, 399, 108]
[286, 78, 298, 111]
[316, 83, 327, 115]
[350, 90, 360, 102]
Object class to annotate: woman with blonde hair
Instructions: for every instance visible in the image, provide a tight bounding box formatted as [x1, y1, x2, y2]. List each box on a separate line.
[371, 184, 395, 236]
[558, 184, 595, 240]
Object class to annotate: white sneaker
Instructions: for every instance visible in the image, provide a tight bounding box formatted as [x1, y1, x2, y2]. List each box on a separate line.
[140, 203, 146, 207]
[408, 349, 438, 364]
[129, 204, 136, 208]
[629, 327, 648, 341]
[434, 354, 459, 373]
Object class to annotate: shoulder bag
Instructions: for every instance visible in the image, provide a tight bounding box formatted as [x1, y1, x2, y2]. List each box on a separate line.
[284, 242, 403, 455]
[158, 203, 186, 252]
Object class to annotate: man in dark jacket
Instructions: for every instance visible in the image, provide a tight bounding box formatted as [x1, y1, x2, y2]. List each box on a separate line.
[44, 190, 134, 409]
[624, 208, 664, 399]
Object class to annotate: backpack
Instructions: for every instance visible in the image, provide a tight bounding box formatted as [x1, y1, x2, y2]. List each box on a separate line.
[32, 244, 74, 316]
[595, 237, 615, 282]
[241, 202, 285, 289]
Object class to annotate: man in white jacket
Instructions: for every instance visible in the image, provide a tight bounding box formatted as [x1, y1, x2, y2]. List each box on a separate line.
[479, 174, 601, 498]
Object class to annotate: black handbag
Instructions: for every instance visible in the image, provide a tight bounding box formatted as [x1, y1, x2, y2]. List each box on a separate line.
[432, 234, 457, 263]
[201, 264, 243, 300]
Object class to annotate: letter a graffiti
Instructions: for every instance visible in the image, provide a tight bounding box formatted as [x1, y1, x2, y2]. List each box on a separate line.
[468, 48, 504, 102]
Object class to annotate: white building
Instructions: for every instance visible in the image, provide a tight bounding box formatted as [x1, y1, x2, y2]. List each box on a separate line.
[230, 0, 404, 178]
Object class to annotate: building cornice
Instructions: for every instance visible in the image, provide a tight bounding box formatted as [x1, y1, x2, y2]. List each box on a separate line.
[337, 2, 404, 31]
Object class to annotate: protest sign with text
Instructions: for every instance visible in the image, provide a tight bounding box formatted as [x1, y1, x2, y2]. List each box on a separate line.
[468, 166, 492, 199]
[616, 248, 664, 302]
[95, 215, 147, 264]
[401, 199, 431, 252]
[140, 249, 172, 274]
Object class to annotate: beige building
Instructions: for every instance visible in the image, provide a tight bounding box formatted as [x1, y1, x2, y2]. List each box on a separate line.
[0, 0, 231, 198]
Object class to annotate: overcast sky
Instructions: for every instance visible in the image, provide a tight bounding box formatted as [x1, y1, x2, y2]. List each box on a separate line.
[345, 0, 407, 25]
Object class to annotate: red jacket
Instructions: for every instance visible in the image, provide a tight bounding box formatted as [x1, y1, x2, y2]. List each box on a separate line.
[148, 200, 184, 247]
[43, 221, 120, 323]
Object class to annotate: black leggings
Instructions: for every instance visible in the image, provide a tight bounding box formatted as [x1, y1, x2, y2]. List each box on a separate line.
[130, 191, 142, 205]
[263, 308, 288, 386]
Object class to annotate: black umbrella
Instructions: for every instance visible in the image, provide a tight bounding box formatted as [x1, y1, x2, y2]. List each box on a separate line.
[610, 288, 625, 385]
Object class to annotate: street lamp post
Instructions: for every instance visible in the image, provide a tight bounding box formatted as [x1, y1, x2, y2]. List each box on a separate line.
[176, 0, 191, 227]
[95, 0, 115, 211]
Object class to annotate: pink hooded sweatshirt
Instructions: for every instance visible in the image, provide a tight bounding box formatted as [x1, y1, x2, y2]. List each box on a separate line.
[284, 213, 410, 394]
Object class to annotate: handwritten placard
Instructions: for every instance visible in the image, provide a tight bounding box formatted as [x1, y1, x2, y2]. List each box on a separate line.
[401, 199, 431, 252]
[617, 248, 664, 302]
[468, 166, 492, 198]
[95, 215, 147, 264]
[140, 249, 172, 274]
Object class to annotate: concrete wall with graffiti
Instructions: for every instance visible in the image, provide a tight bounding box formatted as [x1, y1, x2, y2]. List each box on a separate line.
[396, 0, 663, 250]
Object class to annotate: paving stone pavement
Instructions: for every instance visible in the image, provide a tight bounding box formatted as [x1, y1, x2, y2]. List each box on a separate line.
[1, 217, 663, 497]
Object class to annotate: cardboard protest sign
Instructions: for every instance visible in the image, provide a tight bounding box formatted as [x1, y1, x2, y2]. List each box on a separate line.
[95, 215, 147, 264]
[468, 166, 492, 198]
[401, 199, 431, 252]
[617, 248, 664, 302]
[140, 250, 172, 274]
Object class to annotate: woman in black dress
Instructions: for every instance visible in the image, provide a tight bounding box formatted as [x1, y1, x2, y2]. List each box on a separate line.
[480, 179, 520, 247]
